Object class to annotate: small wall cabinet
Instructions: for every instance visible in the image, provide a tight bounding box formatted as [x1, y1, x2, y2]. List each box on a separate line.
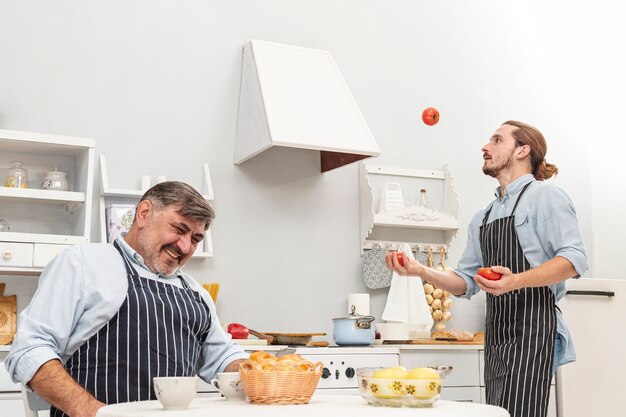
[0, 129, 95, 274]
[359, 163, 460, 253]
[98, 155, 215, 258]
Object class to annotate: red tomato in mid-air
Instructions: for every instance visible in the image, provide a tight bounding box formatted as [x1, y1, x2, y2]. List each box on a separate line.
[477, 267, 502, 281]
[422, 107, 440, 126]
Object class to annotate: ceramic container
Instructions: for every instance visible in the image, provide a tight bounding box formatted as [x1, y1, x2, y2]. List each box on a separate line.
[41, 168, 69, 191]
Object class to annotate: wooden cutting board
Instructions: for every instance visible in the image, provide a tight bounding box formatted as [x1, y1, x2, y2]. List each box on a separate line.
[383, 339, 483, 345]
[0, 283, 17, 345]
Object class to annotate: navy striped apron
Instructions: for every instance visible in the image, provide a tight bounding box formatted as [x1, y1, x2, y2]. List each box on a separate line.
[50, 241, 212, 416]
[481, 182, 556, 417]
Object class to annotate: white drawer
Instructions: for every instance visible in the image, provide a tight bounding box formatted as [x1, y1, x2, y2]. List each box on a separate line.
[0, 352, 20, 392]
[442, 386, 482, 403]
[400, 350, 480, 387]
[0, 242, 33, 267]
[33, 243, 70, 268]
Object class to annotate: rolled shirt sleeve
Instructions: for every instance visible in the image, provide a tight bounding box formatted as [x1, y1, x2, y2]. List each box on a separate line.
[5, 249, 87, 385]
[527, 184, 588, 277]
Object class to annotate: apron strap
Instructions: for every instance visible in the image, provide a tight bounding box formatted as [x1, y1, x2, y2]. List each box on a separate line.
[113, 239, 140, 278]
[482, 181, 533, 225]
[510, 182, 533, 216]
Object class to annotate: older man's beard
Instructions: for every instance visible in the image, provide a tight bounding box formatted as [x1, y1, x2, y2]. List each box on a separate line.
[137, 233, 182, 276]
[482, 151, 514, 178]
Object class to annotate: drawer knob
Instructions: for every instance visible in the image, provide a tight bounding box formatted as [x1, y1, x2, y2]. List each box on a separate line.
[3, 250, 13, 260]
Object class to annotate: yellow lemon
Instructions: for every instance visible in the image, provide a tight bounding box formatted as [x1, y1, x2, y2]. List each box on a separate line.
[372, 366, 408, 378]
[407, 367, 440, 380]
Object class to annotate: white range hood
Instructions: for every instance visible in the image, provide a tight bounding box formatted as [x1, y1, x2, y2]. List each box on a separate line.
[235, 39, 381, 172]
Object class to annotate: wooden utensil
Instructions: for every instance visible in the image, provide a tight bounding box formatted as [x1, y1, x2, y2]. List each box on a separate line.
[0, 283, 17, 345]
[262, 332, 327, 345]
[248, 329, 274, 344]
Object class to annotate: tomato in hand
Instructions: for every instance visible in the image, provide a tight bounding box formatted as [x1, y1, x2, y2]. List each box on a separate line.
[396, 251, 405, 267]
[422, 107, 440, 126]
[477, 267, 502, 281]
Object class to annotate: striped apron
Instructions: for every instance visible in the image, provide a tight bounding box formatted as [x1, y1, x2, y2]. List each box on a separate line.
[481, 182, 556, 417]
[50, 241, 212, 416]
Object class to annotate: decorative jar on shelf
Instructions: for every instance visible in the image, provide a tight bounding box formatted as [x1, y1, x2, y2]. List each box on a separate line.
[4, 161, 29, 188]
[41, 167, 69, 191]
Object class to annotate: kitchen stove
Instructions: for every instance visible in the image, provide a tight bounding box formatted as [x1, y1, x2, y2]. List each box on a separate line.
[197, 345, 400, 395]
[296, 346, 399, 392]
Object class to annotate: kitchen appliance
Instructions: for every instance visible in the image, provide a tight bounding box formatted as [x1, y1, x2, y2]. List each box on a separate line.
[556, 278, 625, 417]
[298, 346, 400, 393]
[332, 306, 375, 346]
[195, 346, 400, 396]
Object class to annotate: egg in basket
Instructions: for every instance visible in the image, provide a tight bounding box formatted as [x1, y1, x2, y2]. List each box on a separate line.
[357, 365, 452, 408]
[239, 351, 323, 404]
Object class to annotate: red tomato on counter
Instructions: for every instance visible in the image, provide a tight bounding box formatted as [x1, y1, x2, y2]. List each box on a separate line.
[227, 322, 250, 339]
[477, 267, 502, 281]
[422, 107, 440, 126]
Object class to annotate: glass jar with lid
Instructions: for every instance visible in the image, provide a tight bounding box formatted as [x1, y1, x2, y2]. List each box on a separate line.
[41, 167, 69, 191]
[4, 161, 29, 188]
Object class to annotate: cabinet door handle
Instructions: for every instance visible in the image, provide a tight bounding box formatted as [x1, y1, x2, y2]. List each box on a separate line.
[565, 290, 615, 297]
[2, 250, 13, 260]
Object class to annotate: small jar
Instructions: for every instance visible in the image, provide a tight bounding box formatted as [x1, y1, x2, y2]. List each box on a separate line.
[419, 188, 429, 207]
[4, 161, 29, 188]
[41, 168, 69, 191]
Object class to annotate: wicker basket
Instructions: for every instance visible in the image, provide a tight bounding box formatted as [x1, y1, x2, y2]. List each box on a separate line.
[239, 360, 323, 404]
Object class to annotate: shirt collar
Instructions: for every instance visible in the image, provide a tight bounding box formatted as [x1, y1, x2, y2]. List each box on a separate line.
[116, 235, 181, 279]
[493, 173, 534, 201]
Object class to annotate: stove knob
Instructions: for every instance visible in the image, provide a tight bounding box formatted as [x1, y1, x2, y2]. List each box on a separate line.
[345, 367, 355, 378]
[322, 367, 331, 379]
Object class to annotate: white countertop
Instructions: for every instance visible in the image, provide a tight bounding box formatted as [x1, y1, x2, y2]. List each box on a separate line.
[97, 395, 508, 417]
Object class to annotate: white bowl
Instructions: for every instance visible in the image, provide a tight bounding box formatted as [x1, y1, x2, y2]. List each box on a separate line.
[376, 323, 409, 341]
[153, 376, 198, 410]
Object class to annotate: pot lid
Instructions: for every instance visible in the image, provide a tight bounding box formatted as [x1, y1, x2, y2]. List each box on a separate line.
[333, 305, 375, 321]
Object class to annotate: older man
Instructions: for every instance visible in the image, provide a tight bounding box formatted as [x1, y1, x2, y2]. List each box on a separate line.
[6, 181, 247, 417]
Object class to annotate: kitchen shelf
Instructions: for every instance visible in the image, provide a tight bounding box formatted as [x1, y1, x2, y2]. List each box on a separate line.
[359, 163, 460, 252]
[99, 155, 214, 258]
[0, 186, 85, 205]
[0, 129, 95, 274]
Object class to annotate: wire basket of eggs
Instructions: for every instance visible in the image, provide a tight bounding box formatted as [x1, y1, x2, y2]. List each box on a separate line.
[239, 351, 323, 404]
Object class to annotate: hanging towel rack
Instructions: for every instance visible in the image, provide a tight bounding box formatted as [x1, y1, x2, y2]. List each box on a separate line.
[362, 240, 447, 253]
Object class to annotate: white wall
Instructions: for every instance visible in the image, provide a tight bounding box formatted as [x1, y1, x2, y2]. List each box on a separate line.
[1, 0, 624, 338]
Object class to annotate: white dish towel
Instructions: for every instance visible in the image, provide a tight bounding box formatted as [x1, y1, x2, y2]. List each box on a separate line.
[381, 243, 433, 329]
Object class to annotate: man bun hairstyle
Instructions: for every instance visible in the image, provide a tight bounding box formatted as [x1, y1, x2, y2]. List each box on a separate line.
[138, 181, 215, 230]
[503, 120, 558, 181]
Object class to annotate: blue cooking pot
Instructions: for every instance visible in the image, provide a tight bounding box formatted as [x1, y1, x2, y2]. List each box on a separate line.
[332, 311, 375, 346]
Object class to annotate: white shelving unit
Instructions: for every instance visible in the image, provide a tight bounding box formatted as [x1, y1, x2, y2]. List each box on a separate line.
[98, 155, 215, 258]
[0, 129, 95, 274]
[359, 163, 460, 253]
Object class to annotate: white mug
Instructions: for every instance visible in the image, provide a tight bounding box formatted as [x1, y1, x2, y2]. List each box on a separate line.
[153, 376, 198, 410]
[210, 372, 246, 400]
